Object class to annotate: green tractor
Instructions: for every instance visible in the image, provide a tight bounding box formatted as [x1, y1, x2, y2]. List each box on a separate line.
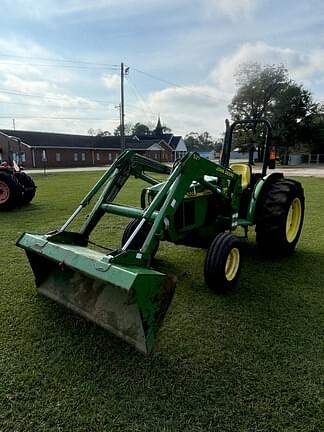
[17, 119, 304, 354]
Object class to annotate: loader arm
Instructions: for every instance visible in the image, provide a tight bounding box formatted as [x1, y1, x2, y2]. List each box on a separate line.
[78, 152, 171, 238]
[46, 150, 241, 267]
[84, 151, 240, 266]
[49, 151, 170, 239]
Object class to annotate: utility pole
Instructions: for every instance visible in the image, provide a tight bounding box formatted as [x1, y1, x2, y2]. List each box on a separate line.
[120, 62, 125, 151]
[115, 104, 122, 133]
[12, 118, 16, 131]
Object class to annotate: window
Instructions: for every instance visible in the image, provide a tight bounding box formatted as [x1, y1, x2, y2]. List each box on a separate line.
[56, 153, 61, 162]
[21, 152, 26, 162]
[96, 153, 100, 161]
[108, 152, 112, 161]
[74, 153, 78, 161]
[81, 153, 86, 161]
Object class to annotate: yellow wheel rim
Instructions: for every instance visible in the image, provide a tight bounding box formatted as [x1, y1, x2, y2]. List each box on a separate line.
[286, 197, 302, 243]
[225, 247, 240, 281]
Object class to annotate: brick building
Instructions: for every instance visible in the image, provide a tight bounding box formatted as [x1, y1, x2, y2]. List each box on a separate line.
[0, 125, 187, 169]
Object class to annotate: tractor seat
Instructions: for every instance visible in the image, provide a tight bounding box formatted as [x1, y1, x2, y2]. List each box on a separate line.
[230, 164, 251, 190]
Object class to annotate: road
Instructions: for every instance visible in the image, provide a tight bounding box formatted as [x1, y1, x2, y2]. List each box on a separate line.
[26, 162, 324, 177]
[268, 166, 324, 177]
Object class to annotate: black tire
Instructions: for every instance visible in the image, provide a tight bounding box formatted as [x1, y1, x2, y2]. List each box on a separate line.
[16, 172, 36, 205]
[204, 232, 242, 293]
[121, 219, 159, 257]
[255, 178, 305, 255]
[0, 172, 22, 211]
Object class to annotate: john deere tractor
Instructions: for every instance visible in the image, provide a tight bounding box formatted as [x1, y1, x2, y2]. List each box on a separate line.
[17, 119, 304, 354]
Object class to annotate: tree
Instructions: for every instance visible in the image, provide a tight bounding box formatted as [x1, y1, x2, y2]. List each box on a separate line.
[113, 120, 172, 137]
[113, 122, 133, 136]
[214, 138, 223, 153]
[271, 84, 318, 162]
[198, 131, 215, 150]
[294, 104, 324, 154]
[184, 131, 216, 151]
[184, 132, 200, 151]
[229, 63, 289, 121]
[87, 128, 111, 136]
[132, 122, 150, 136]
[229, 62, 319, 162]
[87, 128, 96, 136]
[96, 129, 111, 136]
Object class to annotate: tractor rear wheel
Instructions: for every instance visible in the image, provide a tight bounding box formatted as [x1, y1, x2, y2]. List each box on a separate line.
[122, 219, 159, 258]
[16, 172, 36, 204]
[255, 178, 304, 255]
[0, 172, 22, 211]
[204, 232, 242, 293]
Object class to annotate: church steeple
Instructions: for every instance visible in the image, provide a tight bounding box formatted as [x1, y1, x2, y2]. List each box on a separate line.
[154, 116, 163, 136]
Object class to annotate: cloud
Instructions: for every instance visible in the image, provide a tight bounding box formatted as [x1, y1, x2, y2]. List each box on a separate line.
[2, 0, 259, 22]
[1, 35, 324, 138]
[0, 36, 51, 58]
[2, 0, 178, 20]
[3, 75, 52, 95]
[102, 74, 120, 90]
[0, 37, 75, 85]
[293, 48, 324, 82]
[0, 38, 120, 134]
[131, 85, 230, 137]
[0, 94, 10, 103]
[204, 0, 258, 20]
[126, 41, 324, 137]
[210, 41, 324, 92]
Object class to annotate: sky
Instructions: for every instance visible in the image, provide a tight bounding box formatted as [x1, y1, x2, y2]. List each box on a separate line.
[0, 0, 324, 139]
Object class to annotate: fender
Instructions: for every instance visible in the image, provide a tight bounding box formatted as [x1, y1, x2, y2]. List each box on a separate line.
[246, 172, 284, 223]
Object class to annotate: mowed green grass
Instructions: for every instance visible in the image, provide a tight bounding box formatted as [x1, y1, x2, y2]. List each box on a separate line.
[0, 172, 323, 432]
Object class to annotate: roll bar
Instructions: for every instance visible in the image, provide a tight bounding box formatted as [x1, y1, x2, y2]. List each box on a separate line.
[221, 119, 273, 176]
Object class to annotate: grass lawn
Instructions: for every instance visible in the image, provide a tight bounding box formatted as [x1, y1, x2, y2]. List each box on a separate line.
[0, 172, 323, 432]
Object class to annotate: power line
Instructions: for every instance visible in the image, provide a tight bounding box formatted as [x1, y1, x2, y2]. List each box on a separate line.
[0, 53, 120, 68]
[0, 115, 120, 120]
[0, 99, 115, 110]
[0, 87, 143, 111]
[0, 88, 117, 106]
[125, 76, 158, 121]
[0, 60, 119, 71]
[131, 67, 181, 88]
[131, 66, 221, 103]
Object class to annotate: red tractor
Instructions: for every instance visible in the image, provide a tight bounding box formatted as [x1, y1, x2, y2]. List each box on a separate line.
[0, 137, 36, 211]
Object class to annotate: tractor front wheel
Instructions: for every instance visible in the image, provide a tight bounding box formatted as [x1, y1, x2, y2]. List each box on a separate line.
[204, 232, 242, 293]
[122, 219, 159, 258]
[255, 178, 305, 255]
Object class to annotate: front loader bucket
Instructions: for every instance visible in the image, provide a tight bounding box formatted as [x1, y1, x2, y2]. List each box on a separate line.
[17, 233, 175, 354]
